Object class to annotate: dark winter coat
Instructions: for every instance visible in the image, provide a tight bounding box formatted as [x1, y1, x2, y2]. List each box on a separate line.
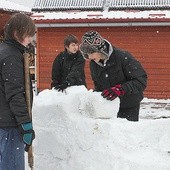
[51, 50, 86, 88]
[90, 47, 147, 108]
[0, 39, 32, 127]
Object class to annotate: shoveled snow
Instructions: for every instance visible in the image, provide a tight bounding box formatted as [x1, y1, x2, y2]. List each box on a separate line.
[26, 86, 170, 170]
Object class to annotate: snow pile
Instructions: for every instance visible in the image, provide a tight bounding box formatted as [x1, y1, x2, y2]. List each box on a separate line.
[34, 86, 119, 120]
[30, 86, 170, 170]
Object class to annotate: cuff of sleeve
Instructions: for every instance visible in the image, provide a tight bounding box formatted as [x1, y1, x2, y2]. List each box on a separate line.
[121, 84, 133, 95]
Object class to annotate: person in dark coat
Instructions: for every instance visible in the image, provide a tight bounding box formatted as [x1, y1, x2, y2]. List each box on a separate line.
[0, 13, 35, 169]
[51, 34, 86, 92]
[80, 30, 147, 121]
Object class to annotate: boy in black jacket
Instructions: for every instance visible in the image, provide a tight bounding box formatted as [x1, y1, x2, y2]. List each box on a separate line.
[51, 34, 86, 91]
[0, 13, 35, 169]
[80, 30, 147, 121]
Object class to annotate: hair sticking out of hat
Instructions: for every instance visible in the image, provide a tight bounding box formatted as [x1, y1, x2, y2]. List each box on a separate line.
[80, 30, 109, 59]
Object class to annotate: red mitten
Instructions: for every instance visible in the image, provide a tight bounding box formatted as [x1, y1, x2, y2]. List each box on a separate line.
[101, 84, 125, 101]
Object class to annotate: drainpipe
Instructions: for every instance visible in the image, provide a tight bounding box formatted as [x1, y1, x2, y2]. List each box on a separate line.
[32, 34, 38, 95]
[34, 45, 38, 95]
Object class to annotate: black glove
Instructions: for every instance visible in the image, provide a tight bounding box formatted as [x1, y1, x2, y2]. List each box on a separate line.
[19, 122, 35, 152]
[54, 84, 60, 90]
[54, 82, 70, 92]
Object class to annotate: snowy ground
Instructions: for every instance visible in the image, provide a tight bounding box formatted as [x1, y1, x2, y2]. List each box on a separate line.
[26, 86, 170, 170]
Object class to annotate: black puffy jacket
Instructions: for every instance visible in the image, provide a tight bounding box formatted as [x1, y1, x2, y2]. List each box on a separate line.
[90, 47, 147, 108]
[51, 50, 86, 88]
[0, 39, 32, 127]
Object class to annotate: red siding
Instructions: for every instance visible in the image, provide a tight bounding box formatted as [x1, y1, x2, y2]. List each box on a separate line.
[36, 26, 170, 99]
[0, 12, 11, 36]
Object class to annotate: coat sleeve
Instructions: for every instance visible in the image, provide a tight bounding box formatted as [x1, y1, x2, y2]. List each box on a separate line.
[65, 53, 86, 86]
[120, 51, 147, 95]
[2, 55, 31, 125]
[51, 54, 62, 88]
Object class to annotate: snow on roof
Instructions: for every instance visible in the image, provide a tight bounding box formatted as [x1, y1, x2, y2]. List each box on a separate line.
[33, 0, 103, 11]
[109, 0, 170, 9]
[0, 0, 31, 13]
[32, 0, 170, 11]
[31, 10, 170, 20]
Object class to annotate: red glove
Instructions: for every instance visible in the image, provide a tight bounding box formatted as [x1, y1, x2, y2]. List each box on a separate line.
[101, 84, 125, 101]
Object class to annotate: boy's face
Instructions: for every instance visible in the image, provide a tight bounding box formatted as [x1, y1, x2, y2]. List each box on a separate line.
[87, 52, 104, 63]
[66, 43, 79, 54]
[21, 36, 34, 47]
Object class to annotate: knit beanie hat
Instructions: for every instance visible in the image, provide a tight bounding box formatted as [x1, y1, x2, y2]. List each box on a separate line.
[80, 30, 109, 59]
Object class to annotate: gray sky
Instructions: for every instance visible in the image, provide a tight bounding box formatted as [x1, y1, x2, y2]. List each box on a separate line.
[8, 0, 36, 7]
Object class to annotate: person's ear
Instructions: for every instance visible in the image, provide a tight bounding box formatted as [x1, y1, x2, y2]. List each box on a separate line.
[14, 31, 18, 40]
[14, 31, 22, 42]
[65, 45, 70, 51]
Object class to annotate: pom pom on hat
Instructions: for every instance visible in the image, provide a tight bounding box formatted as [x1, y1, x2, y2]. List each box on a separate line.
[80, 30, 108, 59]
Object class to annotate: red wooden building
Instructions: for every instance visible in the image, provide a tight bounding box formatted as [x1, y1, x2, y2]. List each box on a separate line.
[32, 0, 170, 99]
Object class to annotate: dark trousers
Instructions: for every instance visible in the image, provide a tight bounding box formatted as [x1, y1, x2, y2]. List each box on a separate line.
[117, 104, 140, 121]
[0, 128, 25, 170]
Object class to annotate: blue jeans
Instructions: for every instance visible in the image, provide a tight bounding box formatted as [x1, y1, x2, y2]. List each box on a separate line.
[0, 128, 25, 170]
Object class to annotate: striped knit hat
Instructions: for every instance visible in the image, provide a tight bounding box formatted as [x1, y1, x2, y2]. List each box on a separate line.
[80, 30, 108, 58]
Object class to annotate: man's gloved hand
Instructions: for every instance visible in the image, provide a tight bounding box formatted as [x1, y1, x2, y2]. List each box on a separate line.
[54, 84, 60, 90]
[101, 84, 125, 101]
[54, 82, 70, 92]
[19, 122, 35, 152]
